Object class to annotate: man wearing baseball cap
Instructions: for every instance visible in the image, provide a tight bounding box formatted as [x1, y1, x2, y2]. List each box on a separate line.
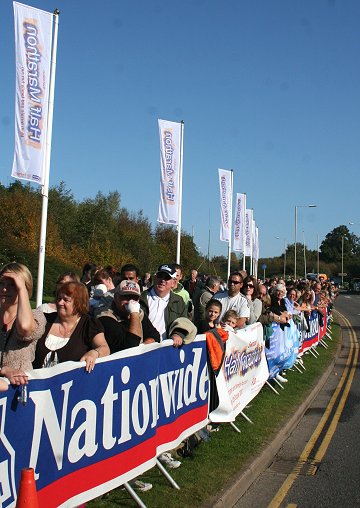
[97, 279, 160, 353]
[140, 264, 190, 346]
[140, 264, 197, 470]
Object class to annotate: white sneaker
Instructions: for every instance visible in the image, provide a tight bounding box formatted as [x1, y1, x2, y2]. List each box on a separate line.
[159, 452, 181, 469]
[132, 480, 153, 492]
[276, 373, 288, 383]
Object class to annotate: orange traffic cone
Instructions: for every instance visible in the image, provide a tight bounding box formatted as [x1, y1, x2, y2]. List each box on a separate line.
[16, 468, 39, 508]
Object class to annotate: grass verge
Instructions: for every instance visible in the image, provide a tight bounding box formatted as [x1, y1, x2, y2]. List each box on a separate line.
[89, 321, 341, 508]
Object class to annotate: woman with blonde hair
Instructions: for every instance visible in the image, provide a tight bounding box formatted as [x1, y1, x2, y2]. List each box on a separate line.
[0, 262, 46, 385]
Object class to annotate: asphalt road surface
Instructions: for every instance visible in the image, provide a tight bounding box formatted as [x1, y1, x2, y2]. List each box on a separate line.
[234, 293, 360, 508]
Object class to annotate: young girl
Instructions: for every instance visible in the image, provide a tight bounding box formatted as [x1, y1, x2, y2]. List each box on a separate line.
[196, 299, 222, 334]
[221, 309, 239, 332]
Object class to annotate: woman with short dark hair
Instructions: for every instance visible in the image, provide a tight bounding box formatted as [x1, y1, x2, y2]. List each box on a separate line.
[34, 282, 109, 371]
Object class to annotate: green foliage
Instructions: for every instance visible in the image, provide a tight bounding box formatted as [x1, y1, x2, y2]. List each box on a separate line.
[0, 182, 203, 293]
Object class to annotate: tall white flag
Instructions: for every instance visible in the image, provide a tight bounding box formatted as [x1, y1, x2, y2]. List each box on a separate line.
[218, 169, 233, 242]
[157, 119, 182, 225]
[12, 2, 53, 185]
[244, 208, 253, 256]
[233, 192, 246, 252]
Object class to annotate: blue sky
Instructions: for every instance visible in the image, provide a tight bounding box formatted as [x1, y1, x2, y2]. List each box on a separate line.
[1, 0, 359, 262]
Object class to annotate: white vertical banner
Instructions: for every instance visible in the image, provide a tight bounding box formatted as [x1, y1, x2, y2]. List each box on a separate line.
[233, 192, 246, 252]
[157, 119, 182, 225]
[218, 168, 233, 242]
[244, 208, 253, 257]
[12, 1, 53, 185]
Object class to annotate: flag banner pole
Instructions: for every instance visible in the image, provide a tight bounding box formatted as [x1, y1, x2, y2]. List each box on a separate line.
[233, 192, 245, 253]
[12, 2, 54, 185]
[242, 193, 247, 270]
[218, 168, 233, 278]
[176, 121, 184, 264]
[227, 170, 234, 279]
[157, 119, 182, 227]
[36, 9, 60, 306]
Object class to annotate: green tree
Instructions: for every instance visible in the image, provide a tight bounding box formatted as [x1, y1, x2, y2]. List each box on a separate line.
[320, 225, 360, 263]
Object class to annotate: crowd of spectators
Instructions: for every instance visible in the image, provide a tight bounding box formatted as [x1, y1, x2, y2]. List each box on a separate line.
[0, 260, 338, 489]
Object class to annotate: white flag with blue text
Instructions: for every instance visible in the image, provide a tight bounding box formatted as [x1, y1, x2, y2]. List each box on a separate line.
[157, 119, 182, 225]
[218, 169, 233, 242]
[233, 193, 246, 252]
[12, 2, 53, 185]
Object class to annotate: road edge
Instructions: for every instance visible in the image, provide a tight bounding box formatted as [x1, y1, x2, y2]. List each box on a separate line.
[210, 320, 342, 508]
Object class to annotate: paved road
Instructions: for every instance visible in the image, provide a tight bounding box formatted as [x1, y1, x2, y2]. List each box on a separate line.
[233, 293, 360, 508]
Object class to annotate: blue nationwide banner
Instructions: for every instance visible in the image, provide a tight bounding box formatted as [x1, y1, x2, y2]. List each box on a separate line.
[0, 338, 209, 507]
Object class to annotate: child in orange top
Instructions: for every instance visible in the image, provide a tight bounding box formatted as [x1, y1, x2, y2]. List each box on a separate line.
[197, 299, 222, 334]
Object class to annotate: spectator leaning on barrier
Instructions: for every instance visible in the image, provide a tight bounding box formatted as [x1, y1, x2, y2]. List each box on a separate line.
[97, 280, 160, 354]
[140, 264, 197, 347]
[214, 271, 250, 329]
[33, 282, 109, 372]
[140, 263, 198, 470]
[196, 299, 222, 334]
[0, 263, 46, 386]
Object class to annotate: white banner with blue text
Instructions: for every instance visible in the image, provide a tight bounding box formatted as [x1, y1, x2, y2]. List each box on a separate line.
[233, 192, 246, 252]
[218, 168, 233, 242]
[157, 119, 182, 224]
[12, 2, 53, 185]
[209, 322, 269, 423]
[244, 208, 253, 257]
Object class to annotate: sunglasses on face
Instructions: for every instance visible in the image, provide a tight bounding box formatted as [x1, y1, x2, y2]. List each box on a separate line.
[156, 273, 172, 281]
[228, 280, 241, 285]
[245, 284, 254, 288]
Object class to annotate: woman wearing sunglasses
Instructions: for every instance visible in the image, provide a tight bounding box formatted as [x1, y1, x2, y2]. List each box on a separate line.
[241, 276, 262, 324]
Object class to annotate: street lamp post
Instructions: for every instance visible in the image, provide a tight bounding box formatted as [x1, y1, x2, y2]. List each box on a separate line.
[303, 230, 307, 278]
[341, 235, 344, 287]
[275, 236, 286, 279]
[294, 204, 317, 280]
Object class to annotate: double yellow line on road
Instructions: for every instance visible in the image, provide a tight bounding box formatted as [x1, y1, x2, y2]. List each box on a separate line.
[268, 311, 359, 508]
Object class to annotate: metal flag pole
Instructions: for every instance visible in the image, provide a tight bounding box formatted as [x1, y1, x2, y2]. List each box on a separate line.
[227, 170, 234, 280]
[36, 9, 60, 307]
[242, 193, 246, 271]
[176, 120, 184, 264]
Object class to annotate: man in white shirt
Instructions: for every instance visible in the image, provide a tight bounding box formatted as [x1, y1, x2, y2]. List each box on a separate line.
[215, 271, 250, 328]
[140, 264, 189, 346]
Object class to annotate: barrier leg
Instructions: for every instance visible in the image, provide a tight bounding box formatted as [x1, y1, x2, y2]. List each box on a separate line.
[273, 377, 285, 390]
[240, 411, 254, 424]
[123, 482, 147, 508]
[156, 459, 180, 490]
[293, 362, 304, 373]
[312, 346, 320, 357]
[319, 339, 329, 349]
[229, 421, 242, 433]
[308, 348, 318, 358]
[266, 380, 279, 395]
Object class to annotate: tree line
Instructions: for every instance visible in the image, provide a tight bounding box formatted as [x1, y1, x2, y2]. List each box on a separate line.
[0, 181, 359, 295]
